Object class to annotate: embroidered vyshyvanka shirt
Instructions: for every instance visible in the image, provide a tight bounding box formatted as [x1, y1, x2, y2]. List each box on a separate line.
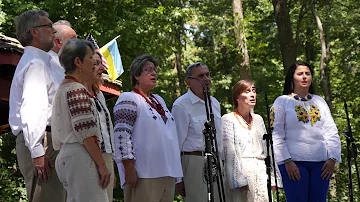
[93, 91, 114, 154]
[113, 92, 183, 188]
[52, 82, 100, 150]
[271, 95, 341, 165]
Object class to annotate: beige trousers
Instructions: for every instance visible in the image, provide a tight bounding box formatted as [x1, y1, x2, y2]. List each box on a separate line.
[55, 143, 108, 202]
[124, 177, 176, 202]
[103, 153, 115, 202]
[16, 132, 66, 202]
[181, 155, 220, 202]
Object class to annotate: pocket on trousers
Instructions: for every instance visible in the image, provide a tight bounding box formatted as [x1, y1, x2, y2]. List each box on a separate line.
[58, 156, 72, 169]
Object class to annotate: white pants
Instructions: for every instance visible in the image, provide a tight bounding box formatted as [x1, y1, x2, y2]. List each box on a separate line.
[103, 153, 114, 202]
[55, 143, 108, 202]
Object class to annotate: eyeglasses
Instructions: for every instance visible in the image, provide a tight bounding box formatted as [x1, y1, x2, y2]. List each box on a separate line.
[143, 67, 158, 74]
[32, 23, 53, 29]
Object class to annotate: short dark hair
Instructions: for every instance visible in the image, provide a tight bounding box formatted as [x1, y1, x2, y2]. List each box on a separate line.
[185, 62, 208, 79]
[232, 80, 255, 108]
[283, 61, 315, 95]
[59, 39, 95, 74]
[129, 54, 158, 87]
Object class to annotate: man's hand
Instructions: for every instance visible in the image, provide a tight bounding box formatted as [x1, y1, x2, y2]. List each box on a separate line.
[176, 182, 186, 197]
[33, 155, 53, 182]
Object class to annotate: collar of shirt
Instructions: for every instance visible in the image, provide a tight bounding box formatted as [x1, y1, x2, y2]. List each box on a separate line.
[187, 89, 205, 104]
[24, 46, 52, 65]
[48, 50, 65, 71]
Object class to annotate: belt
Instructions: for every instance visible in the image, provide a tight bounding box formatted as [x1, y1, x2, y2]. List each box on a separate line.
[181, 151, 205, 156]
[45, 126, 51, 132]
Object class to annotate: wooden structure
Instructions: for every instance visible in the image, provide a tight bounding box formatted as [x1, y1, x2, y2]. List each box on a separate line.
[0, 34, 121, 134]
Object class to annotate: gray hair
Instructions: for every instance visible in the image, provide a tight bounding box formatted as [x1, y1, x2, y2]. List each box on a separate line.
[185, 62, 208, 78]
[130, 54, 158, 86]
[53, 20, 72, 40]
[54, 20, 72, 27]
[59, 39, 95, 74]
[15, 10, 49, 46]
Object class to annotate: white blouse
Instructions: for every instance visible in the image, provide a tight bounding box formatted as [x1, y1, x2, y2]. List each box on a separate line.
[93, 91, 115, 154]
[271, 95, 342, 164]
[52, 82, 100, 150]
[113, 92, 183, 188]
[222, 112, 277, 188]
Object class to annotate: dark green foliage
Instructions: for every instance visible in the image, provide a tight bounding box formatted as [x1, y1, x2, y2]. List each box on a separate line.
[1, 0, 360, 201]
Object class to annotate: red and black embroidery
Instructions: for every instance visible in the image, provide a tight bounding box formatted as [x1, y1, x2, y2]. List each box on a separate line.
[74, 120, 97, 132]
[67, 88, 92, 116]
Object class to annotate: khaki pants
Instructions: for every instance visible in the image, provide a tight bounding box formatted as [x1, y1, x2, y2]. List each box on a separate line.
[16, 132, 66, 202]
[103, 153, 114, 202]
[181, 155, 220, 202]
[55, 143, 108, 202]
[124, 177, 176, 202]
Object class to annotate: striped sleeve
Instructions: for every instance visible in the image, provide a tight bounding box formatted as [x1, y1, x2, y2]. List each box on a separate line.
[113, 99, 137, 161]
[67, 85, 98, 143]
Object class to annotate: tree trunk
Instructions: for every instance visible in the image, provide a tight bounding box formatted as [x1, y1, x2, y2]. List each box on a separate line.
[175, 18, 186, 96]
[232, 0, 251, 80]
[272, 0, 297, 73]
[221, 42, 231, 75]
[311, 3, 333, 108]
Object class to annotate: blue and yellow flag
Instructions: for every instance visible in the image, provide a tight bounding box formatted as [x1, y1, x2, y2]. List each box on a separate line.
[100, 36, 124, 80]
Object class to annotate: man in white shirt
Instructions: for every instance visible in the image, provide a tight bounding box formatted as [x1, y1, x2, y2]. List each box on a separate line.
[8, 10, 66, 202]
[172, 62, 222, 202]
[48, 20, 77, 88]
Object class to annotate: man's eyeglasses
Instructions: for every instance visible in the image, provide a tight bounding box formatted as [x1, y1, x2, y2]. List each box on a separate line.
[32, 23, 53, 29]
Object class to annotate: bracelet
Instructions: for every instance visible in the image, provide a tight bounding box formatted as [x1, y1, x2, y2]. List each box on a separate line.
[329, 158, 337, 163]
[284, 158, 293, 164]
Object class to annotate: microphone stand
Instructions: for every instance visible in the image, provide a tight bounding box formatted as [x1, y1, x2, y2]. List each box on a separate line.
[342, 98, 360, 202]
[189, 76, 226, 202]
[263, 90, 280, 201]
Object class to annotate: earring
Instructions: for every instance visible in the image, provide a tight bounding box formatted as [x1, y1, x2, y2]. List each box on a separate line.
[291, 83, 294, 92]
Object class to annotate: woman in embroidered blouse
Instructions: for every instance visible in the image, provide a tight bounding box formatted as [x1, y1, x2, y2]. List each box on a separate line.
[113, 54, 183, 202]
[52, 39, 111, 202]
[222, 80, 280, 202]
[271, 62, 341, 202]
[90, 51, 116, 202]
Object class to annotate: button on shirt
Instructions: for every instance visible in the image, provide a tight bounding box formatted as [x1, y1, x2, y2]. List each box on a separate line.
[172, 89, 222, 155]
[48, 50, 65, 89]
[9, 46, 56, 158]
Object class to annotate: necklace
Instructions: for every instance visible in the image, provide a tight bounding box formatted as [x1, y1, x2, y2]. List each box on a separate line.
[233, 111, 253, 130]
[65, 75, 95, 98]
[132, 88, 167, 124]
[293, 93, 312, 101]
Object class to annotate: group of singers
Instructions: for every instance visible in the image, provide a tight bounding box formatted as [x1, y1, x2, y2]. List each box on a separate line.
[9, 10, 341, 202]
